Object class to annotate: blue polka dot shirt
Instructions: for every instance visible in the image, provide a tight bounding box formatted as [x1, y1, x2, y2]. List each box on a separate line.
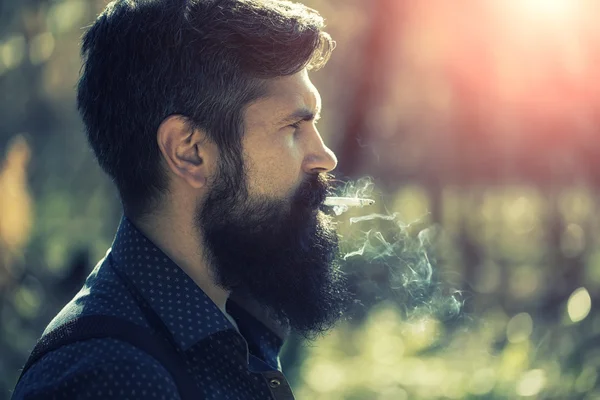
[12, 217, 295, 399]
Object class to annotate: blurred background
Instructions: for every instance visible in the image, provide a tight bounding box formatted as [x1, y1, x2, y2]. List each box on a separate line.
[1, 0, 600, 398]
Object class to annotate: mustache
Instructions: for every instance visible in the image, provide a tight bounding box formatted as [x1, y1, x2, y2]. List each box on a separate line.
[294, 174, 332, 209]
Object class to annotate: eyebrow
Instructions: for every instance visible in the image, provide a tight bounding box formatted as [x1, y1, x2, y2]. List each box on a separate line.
[278, 106, 322, 126]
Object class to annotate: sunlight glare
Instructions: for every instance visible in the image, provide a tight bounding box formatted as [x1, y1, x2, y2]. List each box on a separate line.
[517, 0, 578, 22]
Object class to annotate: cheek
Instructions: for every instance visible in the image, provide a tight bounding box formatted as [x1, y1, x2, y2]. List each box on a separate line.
[243, 136, 303, 197]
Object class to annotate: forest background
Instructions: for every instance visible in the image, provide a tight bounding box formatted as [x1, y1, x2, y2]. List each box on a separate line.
[1, 1, 600, 399]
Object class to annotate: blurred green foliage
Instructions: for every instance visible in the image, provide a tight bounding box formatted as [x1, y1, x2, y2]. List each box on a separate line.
[2, 0, 600, 399]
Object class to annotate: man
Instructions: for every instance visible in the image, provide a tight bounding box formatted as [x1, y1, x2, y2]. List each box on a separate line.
[12, 0, 351, 398]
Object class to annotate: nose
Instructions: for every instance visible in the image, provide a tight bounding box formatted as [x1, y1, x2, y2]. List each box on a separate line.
[302, 129, 338, 174]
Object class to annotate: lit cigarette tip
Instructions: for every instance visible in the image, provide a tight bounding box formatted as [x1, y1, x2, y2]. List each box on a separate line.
[324, 197, 376, 207]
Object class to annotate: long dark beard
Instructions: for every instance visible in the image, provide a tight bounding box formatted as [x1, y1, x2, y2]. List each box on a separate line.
[197, 169, 351, 338]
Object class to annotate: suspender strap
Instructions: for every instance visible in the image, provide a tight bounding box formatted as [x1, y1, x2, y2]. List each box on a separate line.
[17, 315, 197, 399]
[17, 254, 198, 398]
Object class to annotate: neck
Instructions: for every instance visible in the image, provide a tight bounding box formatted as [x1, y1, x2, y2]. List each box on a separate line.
[129, 211, 231, 315]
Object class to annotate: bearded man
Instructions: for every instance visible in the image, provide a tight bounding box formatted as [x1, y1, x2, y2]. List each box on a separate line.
[12, 0, 352, 398]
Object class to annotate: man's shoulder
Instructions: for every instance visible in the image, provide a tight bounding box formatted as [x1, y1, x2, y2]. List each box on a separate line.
[44, 256, 146, 335]
[12, 257, 177, 399]
[13, 338, 180, 400]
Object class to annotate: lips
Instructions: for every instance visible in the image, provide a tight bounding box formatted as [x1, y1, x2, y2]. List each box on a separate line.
[294, 175, 330, 210]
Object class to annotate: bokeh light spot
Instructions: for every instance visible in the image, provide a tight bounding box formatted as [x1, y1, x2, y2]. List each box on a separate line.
[509, 266, 540, 300]
[29, 32, 55, 65]
[567, 287, 591, 323]
[1, 34, 26, 70]
[516, 369, 547, 397]
[13, 286, 41, 319]
[506, 313, 533, 344]
[391, 185, 430, 224]
[304, 361, 345, 393]
[561, 223, 585, 258]
[468, 368, 496, 395]
[47, 0, 88, 34]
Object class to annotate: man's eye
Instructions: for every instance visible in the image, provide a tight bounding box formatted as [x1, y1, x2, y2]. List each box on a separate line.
[288, 119, 318, 130]
[289, 121, 302, 129]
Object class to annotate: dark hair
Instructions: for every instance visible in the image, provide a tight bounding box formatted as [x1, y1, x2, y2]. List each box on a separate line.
[77, 0, 334, 219]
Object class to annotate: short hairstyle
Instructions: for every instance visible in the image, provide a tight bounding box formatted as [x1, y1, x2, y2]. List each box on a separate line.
[77, 0, 334, 219]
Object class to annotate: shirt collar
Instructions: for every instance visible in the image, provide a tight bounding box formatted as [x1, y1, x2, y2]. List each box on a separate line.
[109, 216, 285, 368]
[110, 216, 234, 350]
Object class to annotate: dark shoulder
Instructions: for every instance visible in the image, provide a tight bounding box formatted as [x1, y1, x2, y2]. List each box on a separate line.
[12, 338, 180, 400]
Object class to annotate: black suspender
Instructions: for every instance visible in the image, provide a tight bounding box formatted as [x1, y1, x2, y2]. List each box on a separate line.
[16, 255, 198, 399]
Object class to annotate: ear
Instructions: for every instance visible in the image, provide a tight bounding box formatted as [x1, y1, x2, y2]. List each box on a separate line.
[157, 115, 217, 190]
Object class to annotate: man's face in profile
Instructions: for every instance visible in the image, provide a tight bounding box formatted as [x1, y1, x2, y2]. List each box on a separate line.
[196, 70, 351, 337]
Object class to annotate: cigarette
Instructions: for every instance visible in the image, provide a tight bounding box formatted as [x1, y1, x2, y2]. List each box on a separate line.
[324, 197, 375, 207]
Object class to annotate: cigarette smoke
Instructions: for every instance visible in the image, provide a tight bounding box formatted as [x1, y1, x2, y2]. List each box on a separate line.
[331, 177, 463, 322]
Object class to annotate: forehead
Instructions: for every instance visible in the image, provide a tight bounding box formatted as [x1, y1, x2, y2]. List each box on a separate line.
[244, 70, 321, 127]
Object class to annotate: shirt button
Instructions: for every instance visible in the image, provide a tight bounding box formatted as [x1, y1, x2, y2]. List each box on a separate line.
[269, 378, 281, 388]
